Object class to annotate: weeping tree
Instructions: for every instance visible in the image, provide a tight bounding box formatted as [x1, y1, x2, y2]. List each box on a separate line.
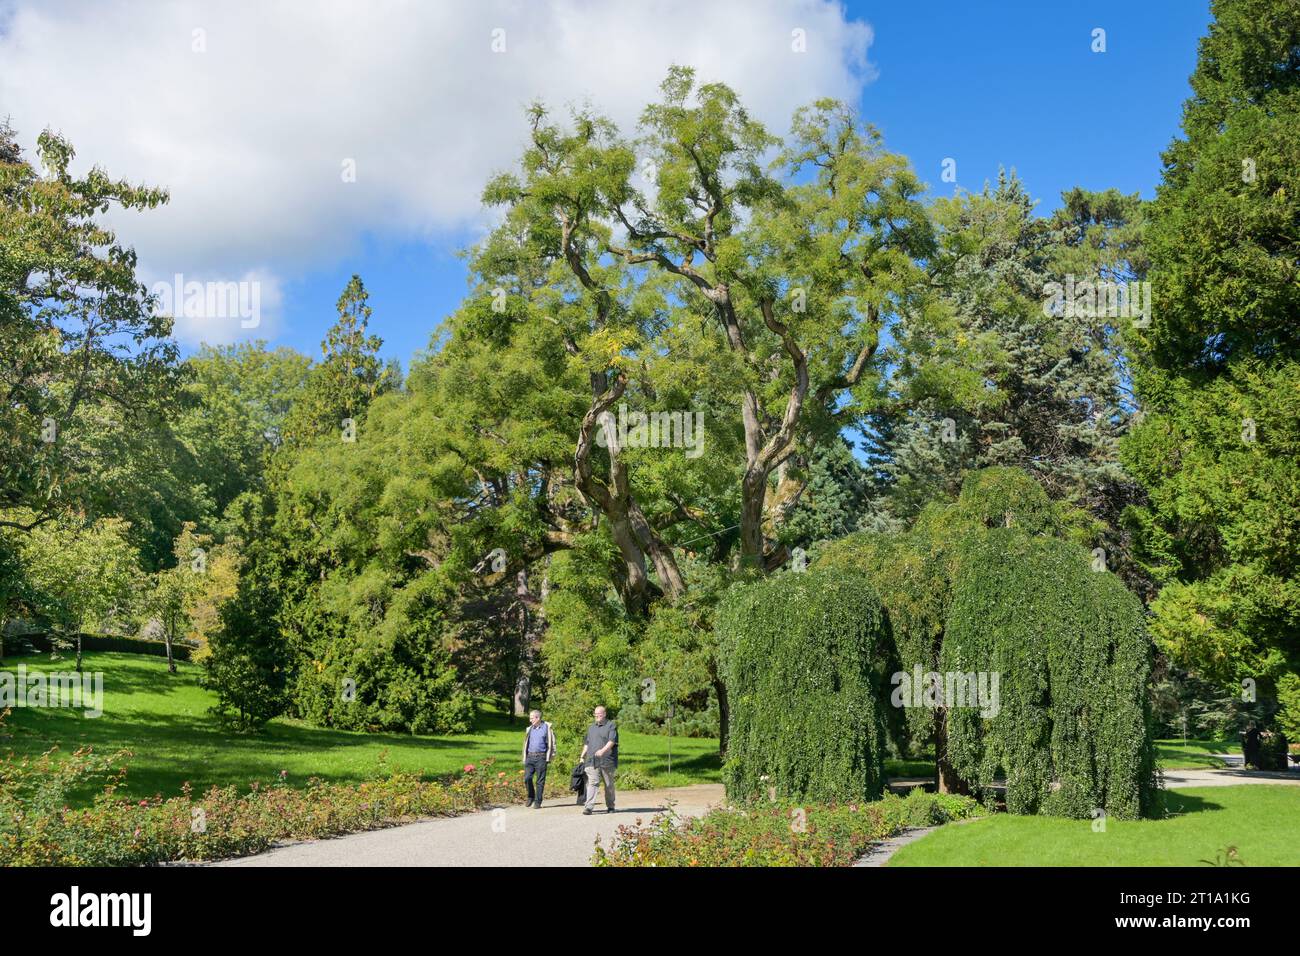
[817, 467, 1083, 793]
[816, 528, 956, 788]
[943, 529, 1159, 819]
[816, 467, 1158, 816]
[718, 566, 890, 804]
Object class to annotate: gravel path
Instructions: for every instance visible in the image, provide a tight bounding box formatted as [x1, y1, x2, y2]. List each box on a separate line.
[853, 827, 938, 867]
[212, 783, 725, 867]
[1163, 766, 1300, 788]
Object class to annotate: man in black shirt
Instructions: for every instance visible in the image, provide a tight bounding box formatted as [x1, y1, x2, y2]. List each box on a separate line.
[579, 705, 618, 814]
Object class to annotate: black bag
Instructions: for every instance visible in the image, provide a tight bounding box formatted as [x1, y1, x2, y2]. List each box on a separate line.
[570, 761, 586, 804]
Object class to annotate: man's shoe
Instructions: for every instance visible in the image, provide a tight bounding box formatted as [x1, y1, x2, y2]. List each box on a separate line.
[582, 807, 593, 815]
[531, 803, 542, 809]
[607, 807, 616, 813]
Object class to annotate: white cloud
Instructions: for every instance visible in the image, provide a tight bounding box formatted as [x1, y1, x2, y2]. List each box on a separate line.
[0, 0, 874, 342]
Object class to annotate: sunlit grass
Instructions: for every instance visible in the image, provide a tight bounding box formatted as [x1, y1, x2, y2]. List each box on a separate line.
[889, 785, 1299, 866]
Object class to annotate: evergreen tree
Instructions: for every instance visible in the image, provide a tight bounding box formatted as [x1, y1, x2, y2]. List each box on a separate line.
[280, 274, 394, 446]
[1122, 0, 1300, 736]
[874, 174, 1145, 584]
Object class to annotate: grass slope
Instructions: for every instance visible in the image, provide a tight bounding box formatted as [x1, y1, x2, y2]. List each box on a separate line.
[888, 785, 1300, 866]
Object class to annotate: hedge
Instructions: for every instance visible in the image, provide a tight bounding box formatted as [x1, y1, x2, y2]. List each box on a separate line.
[942, 529, 1160, 819]
[718, 567, 889, 804]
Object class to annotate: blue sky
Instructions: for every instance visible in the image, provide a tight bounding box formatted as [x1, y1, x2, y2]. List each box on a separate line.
[282, 1, 1211, 369]
[1, 0, 1214, 369]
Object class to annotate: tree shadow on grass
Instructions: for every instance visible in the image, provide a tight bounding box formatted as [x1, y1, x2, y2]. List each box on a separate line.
[623, 750, 722, 777]
[1162, 791, 1224, 817]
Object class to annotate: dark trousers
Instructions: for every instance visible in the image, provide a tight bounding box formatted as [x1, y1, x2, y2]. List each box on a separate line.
[524, 754, 549, 806]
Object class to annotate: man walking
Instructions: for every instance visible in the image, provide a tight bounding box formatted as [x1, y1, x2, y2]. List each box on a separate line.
[521, 709, 556, 808]
[580, 705, 618, 815]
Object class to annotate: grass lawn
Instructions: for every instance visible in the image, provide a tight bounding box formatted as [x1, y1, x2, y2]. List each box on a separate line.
[1155, 737, 1240, 770]
[0, 651, 722, 804]
[889, 785, 1300, 866]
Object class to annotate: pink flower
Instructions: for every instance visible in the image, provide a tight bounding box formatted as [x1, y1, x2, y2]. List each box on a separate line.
[463, 764, 476, 773]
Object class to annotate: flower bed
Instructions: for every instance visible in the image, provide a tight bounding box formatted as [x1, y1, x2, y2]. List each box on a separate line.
[0, 718, 522, 866]
[593, 789, 980, 866]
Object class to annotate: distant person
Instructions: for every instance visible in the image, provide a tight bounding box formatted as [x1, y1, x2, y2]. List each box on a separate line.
[1243, 721, 1261, 769]
[580, 705, 618, 815]
[521, 709, 556, 808]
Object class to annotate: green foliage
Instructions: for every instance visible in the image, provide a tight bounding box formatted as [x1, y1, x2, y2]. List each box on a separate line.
[278, 274, 395, 449]
[816, 467, 1087, 750]
[1278, 672, 1300, 742]
[18, 515, 142, 658]
[1, 123, 179, 533]
[930, 467, 1074, 537]
[178, 341, 311, 520]
[289, 571, 474, 735]
[624, 577, 726, 737]
[780, 436, 875, 547]
[201, 544, 290, 731]
[718, 567, 889, 804]
[538, 538, 636, 744]
[873, 174, 1143, 551]
[1123, 0, 1300, 737]
[942, 529, 1159, 819]
[817, 530, 947, 747]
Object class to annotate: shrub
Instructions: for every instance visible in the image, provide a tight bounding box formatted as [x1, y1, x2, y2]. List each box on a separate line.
[718, 567, 889, 805]
[614, 768, 654, 791]
[942, 529, 1160, 819]
[593, 790, 981, 867]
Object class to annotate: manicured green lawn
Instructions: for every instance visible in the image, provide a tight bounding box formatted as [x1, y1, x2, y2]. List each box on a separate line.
[0, 651, 721, 804]
[1155, 737, 1240, 770]
[889, 785, 1300, 866]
